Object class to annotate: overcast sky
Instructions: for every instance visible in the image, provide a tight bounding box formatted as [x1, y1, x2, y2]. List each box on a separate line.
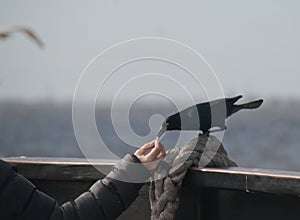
[0, 0, 299, 103]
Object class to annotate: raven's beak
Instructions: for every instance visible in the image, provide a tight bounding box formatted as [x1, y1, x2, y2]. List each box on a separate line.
[156, 122, 168, 139]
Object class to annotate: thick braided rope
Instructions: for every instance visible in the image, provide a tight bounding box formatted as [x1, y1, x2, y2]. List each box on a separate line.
[149, 134, 237, 220]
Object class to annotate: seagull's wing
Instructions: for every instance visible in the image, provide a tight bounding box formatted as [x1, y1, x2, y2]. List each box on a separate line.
[0, 26, 17, 38]
[0, 26, 44, 48]
[20, 27, 44, 48]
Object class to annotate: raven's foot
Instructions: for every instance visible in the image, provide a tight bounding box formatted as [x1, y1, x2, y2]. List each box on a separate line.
[199, 131, 210, 137]
[209, 126, 227, 133]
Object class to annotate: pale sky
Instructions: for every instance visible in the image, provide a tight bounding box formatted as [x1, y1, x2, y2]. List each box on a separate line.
[0, 0, 299, 102]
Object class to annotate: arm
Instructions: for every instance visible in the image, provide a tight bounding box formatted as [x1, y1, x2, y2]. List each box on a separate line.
[0, 140, 165, 220]
[59, 154, 148, 220]
[60, 140, 165, 219]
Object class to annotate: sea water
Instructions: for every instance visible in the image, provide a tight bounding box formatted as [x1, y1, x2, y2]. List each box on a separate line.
[0, 100, 299, 172]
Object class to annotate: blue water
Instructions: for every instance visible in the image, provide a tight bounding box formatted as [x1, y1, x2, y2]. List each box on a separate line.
[0, 100, 300, 172]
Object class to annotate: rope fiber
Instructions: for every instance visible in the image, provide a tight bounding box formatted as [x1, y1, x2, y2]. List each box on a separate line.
[149, 134, 237, 220]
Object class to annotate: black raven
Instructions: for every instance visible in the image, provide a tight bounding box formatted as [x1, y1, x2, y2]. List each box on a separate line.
[157, 95, 263, 137]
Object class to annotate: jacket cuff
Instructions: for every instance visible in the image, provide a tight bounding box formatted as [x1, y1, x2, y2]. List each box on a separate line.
[109, 154, 151, 183]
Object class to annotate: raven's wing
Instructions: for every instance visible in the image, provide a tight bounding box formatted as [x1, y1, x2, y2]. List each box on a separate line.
[209, 95, 243, 108]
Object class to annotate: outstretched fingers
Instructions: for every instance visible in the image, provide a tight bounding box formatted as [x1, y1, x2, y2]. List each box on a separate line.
[136, 141, 155, 156]
[134, 140, 166, 171]
[146, 140, 165, 161]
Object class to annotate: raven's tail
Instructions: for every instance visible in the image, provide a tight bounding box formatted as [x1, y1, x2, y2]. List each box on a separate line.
[232, 99, 263, 114]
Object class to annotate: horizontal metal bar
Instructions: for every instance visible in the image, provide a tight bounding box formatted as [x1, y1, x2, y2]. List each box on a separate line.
[3, 157, 300, 196]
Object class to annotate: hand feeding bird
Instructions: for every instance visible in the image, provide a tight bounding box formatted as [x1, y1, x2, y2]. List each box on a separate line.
[157, 95, 263, 138]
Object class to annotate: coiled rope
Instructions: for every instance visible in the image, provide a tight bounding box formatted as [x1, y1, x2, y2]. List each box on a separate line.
[149, 134, 237, 220]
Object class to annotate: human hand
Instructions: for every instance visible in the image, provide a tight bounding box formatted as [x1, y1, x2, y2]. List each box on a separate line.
[134, 139, 166, 171]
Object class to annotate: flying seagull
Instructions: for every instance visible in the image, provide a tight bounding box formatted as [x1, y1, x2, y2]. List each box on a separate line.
[0, 26, 44, 48]
[157, 95, 263, 137]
